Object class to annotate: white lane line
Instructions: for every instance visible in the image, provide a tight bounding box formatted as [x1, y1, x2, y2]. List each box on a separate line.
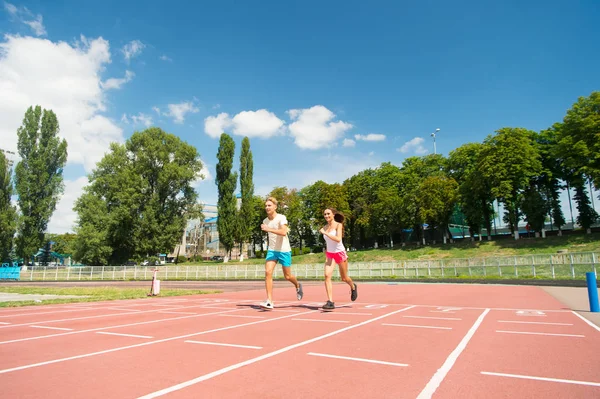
[497, 320, 573, 326]
[383, 323, 452, 330]
[30, 325, 73, 331]
[571, 311, 600, 333]
[331, 312, 372, 316]
[404, 316, 461, 321]
[0, 322, 10, 325]
[416, 308, 490, 399]
[97, 332, 153, 339]
[135, 306, 417, 399]
[496, 330, 584, 338]
[292, 318, 350, 323]
[308, 352, 408, 367]
[0, 308, 242, 345]
[481, 371, 600, 387]
[158, 311, 197, 315]
[151, 304, 185, 308]
[0, 308, 99, 318]
[108, 308, 142, 312]
[0, 310, 315, 375]
[219, 314, 266, 319]
[185, 341, 262, 350]
[0, 302, 238, 330]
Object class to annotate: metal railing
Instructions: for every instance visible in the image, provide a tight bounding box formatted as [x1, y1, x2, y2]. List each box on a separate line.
[11, 252, 598, 282]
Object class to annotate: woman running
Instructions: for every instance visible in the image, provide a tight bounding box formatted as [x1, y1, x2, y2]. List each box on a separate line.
[319, 208, 357, 310]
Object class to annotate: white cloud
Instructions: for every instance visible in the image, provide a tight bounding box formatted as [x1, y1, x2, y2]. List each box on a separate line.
[166, 101, 199, 124]
[355, 133, 386, 142]
[129, 112, 153, 127]
[204, 112, 232, 138]
[287, 105, 353, 150]
[121, 40, 145, 62]
[159, 54, 172, 62]
[0, 34, 125, 173]
[101, 70, 134, 90]
[4, 2, 46, 36]
[203, 109, 284, 139]
[231, 109, 284, 138]
[48, 176, 89, 234]
[398, 137, 429, 155]
[151, 106, 161, 115]
[342, 138, 355, 147]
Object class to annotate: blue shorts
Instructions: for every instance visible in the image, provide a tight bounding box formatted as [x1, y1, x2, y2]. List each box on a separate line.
[265, 250, 292, 267]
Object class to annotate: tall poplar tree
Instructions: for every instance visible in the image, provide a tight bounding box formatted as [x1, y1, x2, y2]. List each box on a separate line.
[15, 106, 68, 263]
[216, 133, 237, 261]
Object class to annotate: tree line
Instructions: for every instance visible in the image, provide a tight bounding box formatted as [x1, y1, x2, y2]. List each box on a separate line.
[226, 92, 600, 253]
[1, 92, 599, 265]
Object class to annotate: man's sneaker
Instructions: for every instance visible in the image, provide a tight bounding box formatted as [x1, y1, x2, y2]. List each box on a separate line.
[351, 283, 358, 301]
[260, 300, 273, 310]
[323, 300, 335, 310]
[296, 283, 304, 300]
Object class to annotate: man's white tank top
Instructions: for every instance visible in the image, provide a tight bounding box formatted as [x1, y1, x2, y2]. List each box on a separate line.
[324, 225, 345, 253]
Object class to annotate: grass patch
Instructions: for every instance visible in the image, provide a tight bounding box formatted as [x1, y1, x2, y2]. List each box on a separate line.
[0, 286, 220, 308]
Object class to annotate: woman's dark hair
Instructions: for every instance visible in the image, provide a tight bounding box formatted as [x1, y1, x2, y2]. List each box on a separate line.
[325, 208, 345, 224]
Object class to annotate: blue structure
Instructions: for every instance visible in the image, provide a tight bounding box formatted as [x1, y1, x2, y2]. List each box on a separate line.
[0, 262, 21, 281]
[586, 272, 599, 313]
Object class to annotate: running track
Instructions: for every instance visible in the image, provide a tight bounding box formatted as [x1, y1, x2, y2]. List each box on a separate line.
[0, 283, 598, 398]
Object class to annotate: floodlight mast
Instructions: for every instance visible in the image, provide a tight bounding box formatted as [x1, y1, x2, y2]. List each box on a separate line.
[430, 128, 441, 154]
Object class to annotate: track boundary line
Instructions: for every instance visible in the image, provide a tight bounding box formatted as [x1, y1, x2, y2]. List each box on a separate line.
[571, 311, 600, 333]
[481, 371, 600, 387]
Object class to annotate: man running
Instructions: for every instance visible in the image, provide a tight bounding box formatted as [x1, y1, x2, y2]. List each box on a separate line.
[259, 197, 303, 309]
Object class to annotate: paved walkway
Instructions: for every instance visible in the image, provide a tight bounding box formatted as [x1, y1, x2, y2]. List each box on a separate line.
[0, 292, 86, 302]
[542, 286, 600, 327]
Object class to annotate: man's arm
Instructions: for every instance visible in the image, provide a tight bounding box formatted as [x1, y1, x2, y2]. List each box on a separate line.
[261, 222, 288, 236]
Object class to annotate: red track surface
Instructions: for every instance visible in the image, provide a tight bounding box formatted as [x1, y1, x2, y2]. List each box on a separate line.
[1, 283, 598, 398]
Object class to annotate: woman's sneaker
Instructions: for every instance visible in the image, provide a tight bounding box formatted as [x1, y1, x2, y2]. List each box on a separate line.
[323, 301, 335, 310]
[351, 283, 358, 301]
[260, 300, 274, 310]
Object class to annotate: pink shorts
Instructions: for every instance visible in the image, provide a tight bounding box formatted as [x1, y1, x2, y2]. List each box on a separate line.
[326, 251, 348, 264]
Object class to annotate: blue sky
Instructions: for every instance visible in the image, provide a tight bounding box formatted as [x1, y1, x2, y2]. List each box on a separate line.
[1, 0, 599, 233]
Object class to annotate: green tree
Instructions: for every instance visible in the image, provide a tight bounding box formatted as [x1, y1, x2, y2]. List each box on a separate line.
[447, 143, 494, 241]
[250, 195, 267, 253]
[216, 133, 238, 261]
[398, 156, 447, 244]
[73, 128, 202, 265]
[343, 168, 378, 248]
[0, 151, 17, 261]
[15, 106, 68, 264]
[561, 91, 600, 188]
[520, 183, 549, 236]
[419, 175, 459, 244]
[479, 128, 542, 239]
[237, 137, 254, 258]
[537, 126, 566, 234]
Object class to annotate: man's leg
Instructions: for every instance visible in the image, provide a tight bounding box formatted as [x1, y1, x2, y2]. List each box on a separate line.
[264, 260, 277, 303]
[280, 252, 303, 300]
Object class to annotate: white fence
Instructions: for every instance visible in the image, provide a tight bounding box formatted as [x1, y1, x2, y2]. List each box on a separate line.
[13, 252, 599, 281]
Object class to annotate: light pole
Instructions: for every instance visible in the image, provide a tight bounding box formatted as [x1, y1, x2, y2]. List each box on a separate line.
[430, 128, 440, 154]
